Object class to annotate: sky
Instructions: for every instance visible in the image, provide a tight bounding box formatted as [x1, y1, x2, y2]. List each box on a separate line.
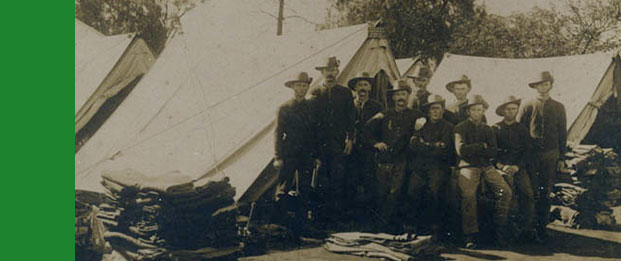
[477, 0, 555, 16]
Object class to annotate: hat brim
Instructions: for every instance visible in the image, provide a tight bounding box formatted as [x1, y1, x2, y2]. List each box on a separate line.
[387, 86, 412, 94]
[285, 78, 313, 88]
[348, 77, 374, 90]
[495, 99, 521, 116]
[446, 80, 471, 93]
[422, 100, 445, 109]
[528, 80, 553, 88]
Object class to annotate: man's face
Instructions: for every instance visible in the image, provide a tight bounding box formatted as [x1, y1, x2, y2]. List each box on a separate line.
[321, 67, 339, 87]
[428, 104, 444, 121]
[503, 103, 519, 121]
[414, 77, 429, 89]
[452, 83, 470, 100]
[468, 104, 485, 121]
[354, 80, 372, 102]
[534, 81, 552, 94]
[292, 82, 309, 98]
[392, 90, 409, 108]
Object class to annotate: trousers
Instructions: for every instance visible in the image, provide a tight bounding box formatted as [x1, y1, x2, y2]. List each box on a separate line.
[376, 160, 407, 224]
[406, 166, 449, 228]
[501, 168, 535, 232]
[458, 166, 512, 235]
[530, 149, 560, 233]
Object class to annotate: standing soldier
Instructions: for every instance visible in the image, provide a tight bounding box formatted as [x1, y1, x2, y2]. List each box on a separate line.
[518, 71, 567, 241]
[406, 94, 454, 239]
[273, 72, 321, 236]
[310, 56, 356, 222]
[493, 96, 539, 243]
[445, 75, 485, 125]
[407, 66, 432, 111]
[454, 95, 512, 249]
[347, 72, 384, 217]
[364, 80, 424, 232]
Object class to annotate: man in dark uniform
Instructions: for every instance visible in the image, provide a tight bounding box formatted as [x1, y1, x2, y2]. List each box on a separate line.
[518, 71, 567, 241]
[347, 72, 383, 216]
[492, 96, 538, 243]
[273, 71, 321, 236]
[310, 56, 356, 222]
[445, 75, 486, 125]
[407, 66, 432, 111]
[406, 94, 454, 239]
[364, 79, 424, 232]
[454, 95, 512, 249]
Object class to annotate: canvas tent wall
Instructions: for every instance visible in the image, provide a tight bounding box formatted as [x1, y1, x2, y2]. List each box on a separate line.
[426, 53, 620, 145]
[75, 0, 367, 203]
[75, 19, 156, 150]
[336, 23, 401, 107]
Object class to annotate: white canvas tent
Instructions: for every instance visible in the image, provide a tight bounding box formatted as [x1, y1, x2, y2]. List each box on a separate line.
[75, 0, 367, 203]
[336, 23, 401, 107]
[427, 53, 621, 145]
[75, 19, 155, 142]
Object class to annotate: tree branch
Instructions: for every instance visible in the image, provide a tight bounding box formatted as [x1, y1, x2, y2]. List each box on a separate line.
[284, 15, 319, 25]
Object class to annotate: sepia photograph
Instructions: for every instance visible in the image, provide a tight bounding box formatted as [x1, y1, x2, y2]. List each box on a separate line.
[74, 0, 621, 260]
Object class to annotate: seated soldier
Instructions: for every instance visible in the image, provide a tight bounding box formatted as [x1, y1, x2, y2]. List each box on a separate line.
[407, 94, 454, 240]
[454, 95, 512, 249]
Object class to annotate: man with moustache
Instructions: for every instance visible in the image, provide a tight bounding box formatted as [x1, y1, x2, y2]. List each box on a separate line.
[518, 71, 567, 241]
[347, 72, 383, 216]
[406, 94, 454, 239]
[364, 80, 424, 232]
[273, 72, 321, 237]
[493, 96, 539, 243]
[310, 56, 356, 222]
[454, 95, 512, 249]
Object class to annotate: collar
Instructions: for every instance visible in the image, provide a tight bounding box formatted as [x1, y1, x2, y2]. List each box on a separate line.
[469, 118, 484, 127]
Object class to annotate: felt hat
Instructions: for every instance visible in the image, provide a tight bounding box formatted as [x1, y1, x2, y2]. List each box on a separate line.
[284, 72, 313, 88]
[387, 79, 412, 94]
[423, 94, 445, 109]
[347, 72, 374, 90]
[446, 74, 472, 93]
[495, 95, 522, 116]
[466, 94, 489, 110]
[528, 71, 554, 88]
[314, 56, 340, 70]
[407, 66, 432, 80]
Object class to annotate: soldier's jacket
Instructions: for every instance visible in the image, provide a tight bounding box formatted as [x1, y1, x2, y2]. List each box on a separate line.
[454, 119, 497, 167]
[310, 84, 356, 154]
[446, 99, 487, 125]
[518, 98, 567, 153]
[492, 121, 532, 167]
[275, 98, 317, 160]
[364, 107, 424, 162]
[410, 118, 454, 166]
[354, 99, 384, 149]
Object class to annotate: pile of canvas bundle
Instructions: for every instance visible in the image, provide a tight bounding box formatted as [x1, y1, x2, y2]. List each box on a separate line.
[96, 169, 241, 260]
[324, 232, 439, 261]
[550, 145, 621, 229]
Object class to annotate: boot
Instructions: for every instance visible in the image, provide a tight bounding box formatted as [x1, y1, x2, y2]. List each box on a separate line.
[464, 234, 478, 249]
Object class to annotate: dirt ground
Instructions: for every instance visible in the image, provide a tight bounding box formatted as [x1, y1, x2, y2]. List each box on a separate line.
[240, 225, 621, 260]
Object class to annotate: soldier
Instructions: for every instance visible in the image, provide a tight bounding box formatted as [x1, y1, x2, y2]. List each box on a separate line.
[518, 71, 567, 241]
[347, 72, 384, 215]
[454, 95, 512, 249]
[364, 79, 424, 232]
[407, 94, 454, 239]
[407, 66, 432, 111]
[273, 72, 321, 236]
[310, 56, 356, 222]
[445, 75, 485, 125]
[492, 96, 539, 243]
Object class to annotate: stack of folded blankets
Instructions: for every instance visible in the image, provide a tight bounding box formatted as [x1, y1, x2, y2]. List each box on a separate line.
[551, 145, 621, 229]
[96, 169, 241, 260]
[324, 232, 439, 261]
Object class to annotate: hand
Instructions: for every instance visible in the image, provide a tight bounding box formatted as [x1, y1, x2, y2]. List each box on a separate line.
[343, 139, 353, 155]
[414, 117, 427, 131]
[374, 142, 389, 152]
[505, 165, 519, 175]
[434, 142, 446, 148]
[314, 158, 322, 168]
[273, 159, 284, 170]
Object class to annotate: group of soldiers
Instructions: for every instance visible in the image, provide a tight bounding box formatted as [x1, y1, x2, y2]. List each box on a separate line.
[273, 56, 567, 249]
